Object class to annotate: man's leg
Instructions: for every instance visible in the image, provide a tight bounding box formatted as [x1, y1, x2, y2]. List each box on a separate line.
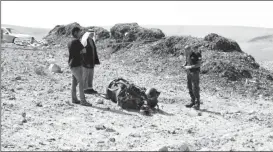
[82, 67, 88, 91]
[186, 71, 196, 108]
[83, 67, 96, 94]
[192, 71, 200, 110]
[71, 67, 90, 105]
[71, 74, 80, 104]
[88, 68, 97, 93]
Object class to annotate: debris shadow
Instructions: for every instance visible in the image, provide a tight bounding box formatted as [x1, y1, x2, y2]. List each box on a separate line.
[155, 109, 175, 116]
[90, 105, 133, 116]
[199, 108, 222, 116]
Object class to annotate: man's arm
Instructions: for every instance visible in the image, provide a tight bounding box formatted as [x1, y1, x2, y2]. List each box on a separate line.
[184, 52, 202, 70]
[183, 61, 188, 66]
[183, 49, 188, 67]
[189, 60, 202, 69]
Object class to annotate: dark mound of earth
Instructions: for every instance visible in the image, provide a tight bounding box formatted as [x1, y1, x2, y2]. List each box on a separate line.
[44, 22, 110, 47]
[110, 23, 165, 43]
[204, 33, 242, 52]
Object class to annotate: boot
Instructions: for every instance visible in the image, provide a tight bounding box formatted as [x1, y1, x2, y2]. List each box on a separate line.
[72, 98, 80, 104]
[194, 99, 200, 110]
[185, 99, 195, 108]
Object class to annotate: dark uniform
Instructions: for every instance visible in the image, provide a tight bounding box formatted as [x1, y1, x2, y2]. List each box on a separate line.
[184, 47, 202, 110]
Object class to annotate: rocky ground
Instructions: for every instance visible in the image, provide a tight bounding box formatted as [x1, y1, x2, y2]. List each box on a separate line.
[1, 43, 273, 151]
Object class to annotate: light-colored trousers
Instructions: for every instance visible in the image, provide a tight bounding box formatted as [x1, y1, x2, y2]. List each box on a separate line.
[82, 67, 94, 90]
[71, 66, 86, 101]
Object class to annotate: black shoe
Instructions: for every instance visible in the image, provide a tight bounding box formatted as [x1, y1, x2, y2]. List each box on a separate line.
[84, 89, 98, 94]
[185, 102, 195, 108]
[84, 90, 92, 94]
[194, 104, 200, 110]
[89, 89, 98, 94]
[80, 100, 92, 106]
[72, 99, 80, 104]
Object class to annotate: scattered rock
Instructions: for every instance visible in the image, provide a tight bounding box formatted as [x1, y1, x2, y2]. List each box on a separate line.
[47, 89, 54, 94]
[39, 142, 46, 145]
[106, 128, 116, 132]
[36, 102, 43, 107]
[15, 76, 22, 80]
[187, 110, 198, 117]
[22, 118, 27, 123]
[109, 138, 116, 142]
[159, 146, 168, 151]
[4, 144, 15, 148]
[47, 138, 56, 142]
[178, 143, 190, 151]
[129, 133, 141, 137]
[266, 75, 273, 81]
[35, 66, 47, 76]
[8, 97, 16, 100]
[49, 64, 62, 73]
[187, 129, 193, 134]
[97, 141, 105, 144]
[16, 87, 23, 90]
[95, 125, 106, 130]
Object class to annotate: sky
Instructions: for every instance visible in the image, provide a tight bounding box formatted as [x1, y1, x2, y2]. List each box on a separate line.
[1, 1, 273, 29]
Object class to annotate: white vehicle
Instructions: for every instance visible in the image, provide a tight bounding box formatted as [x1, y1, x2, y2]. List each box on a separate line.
[1, 27, 35, 44]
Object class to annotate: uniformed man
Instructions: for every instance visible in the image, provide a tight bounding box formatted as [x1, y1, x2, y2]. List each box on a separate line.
[183, 45, 202, 110]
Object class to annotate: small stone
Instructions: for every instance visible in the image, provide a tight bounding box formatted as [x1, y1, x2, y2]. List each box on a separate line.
[106, 128, 116, 132]
[10, 89, 15, 92]
[109, 138, 116, 142]
[16, 87, 23, 90]
[129, 133, 141, 137]
[47, 89, 54, 94]
[15, 76, 21, 80]
[48, 138, 56, 142]
[48, 64, 62, 73]
[9, 97, 16, 100]
[230, 137, 236, 141]
[36, 102, 42, 107]
[22, 118, 27, 123]
[178, 143, 190, 151]
[187, 110, 198, 117]
[187, 129, 193, 134]
[95, 125, 106, 130]
[159, 146, 168, 151]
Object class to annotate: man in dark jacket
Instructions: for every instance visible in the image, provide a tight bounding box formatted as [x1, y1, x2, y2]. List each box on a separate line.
[67, 27, 90, 106]
[183, 45, 202, 110]
[81, 30, 100, 94]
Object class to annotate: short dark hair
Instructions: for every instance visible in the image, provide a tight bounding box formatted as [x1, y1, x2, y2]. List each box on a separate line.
[71, 27, 81, 38]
